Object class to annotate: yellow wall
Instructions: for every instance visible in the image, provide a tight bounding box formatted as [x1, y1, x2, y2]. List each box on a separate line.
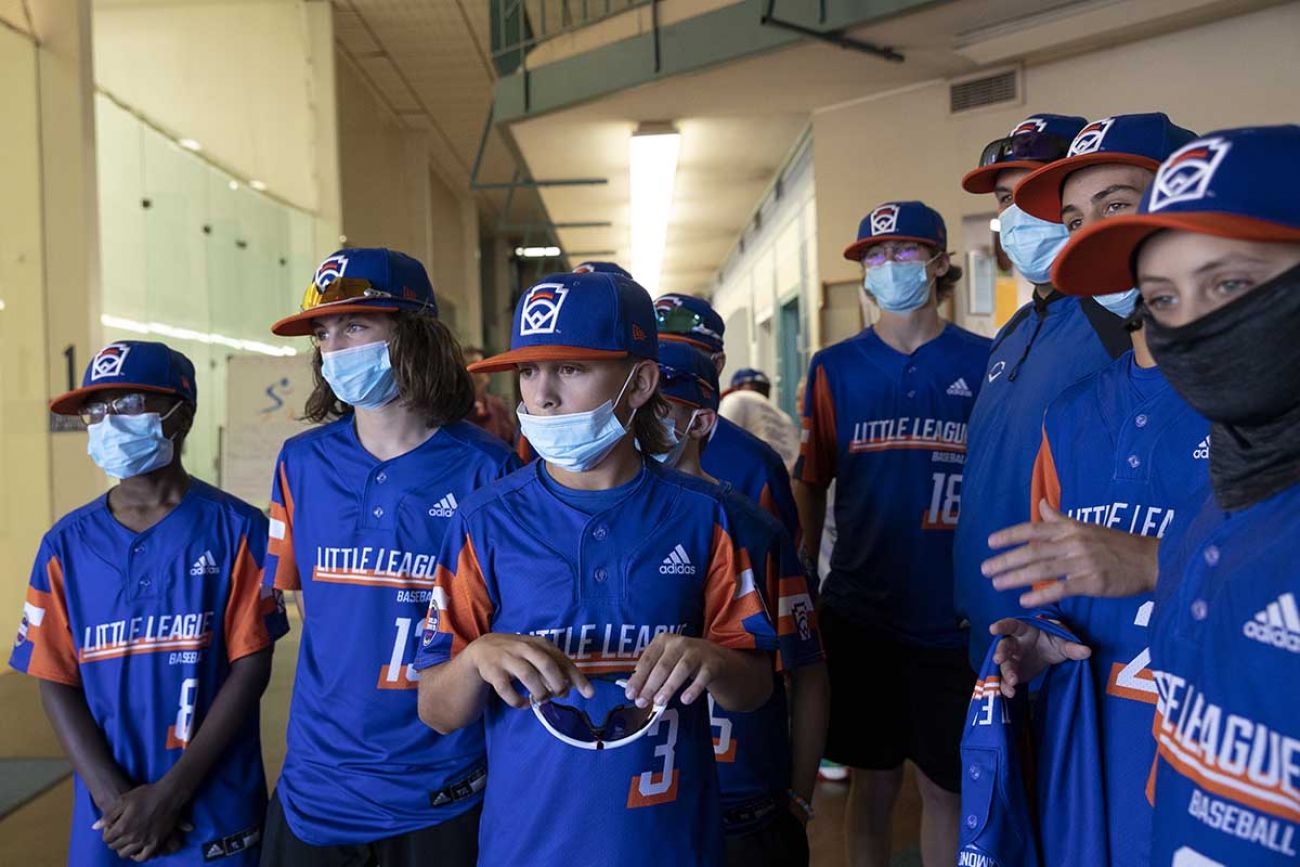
[811, 2, 1300, 334]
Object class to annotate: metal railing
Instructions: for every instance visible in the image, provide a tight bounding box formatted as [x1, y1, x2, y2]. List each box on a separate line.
[490, 0, 653, 76]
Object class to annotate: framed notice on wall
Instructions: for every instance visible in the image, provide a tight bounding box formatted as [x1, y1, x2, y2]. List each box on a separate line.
[967, 250, 996, 316]
[221, 354, 314, 509]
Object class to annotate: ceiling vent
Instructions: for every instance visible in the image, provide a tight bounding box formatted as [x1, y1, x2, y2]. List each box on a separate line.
[949, 67, 1021, 114]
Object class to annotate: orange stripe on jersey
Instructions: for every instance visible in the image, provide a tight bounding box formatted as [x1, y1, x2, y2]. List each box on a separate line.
[1105, 662, 1157, 705]
[1153, 710, 1300, 823]
[627, 769, 680, 808]
[848, 438, 966, 454]
[758, 484, 776, 522]
[1146, 755, 1157, 807]
[1029, 428, 1063, 594]
[225, 534, 273, 662]
[23, 562, 81, 686]
[796, 367, 837, 487]
[311, 569, 433, 590]
[713, 736, 738, 763]
[435, 533, 494, 658]
[702, 525, 768, 650]
[79, 634, 213, 663]
[269, 462, 301, 590]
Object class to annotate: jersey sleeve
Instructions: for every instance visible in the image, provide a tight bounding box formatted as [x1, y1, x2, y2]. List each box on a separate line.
[793, 356, 837, 489]
[703, 520, 778, 652]
[414, 518, 494, 670]
[9, 540, 80, 686]
[757, 466, 802, 548]
[768, 530, 823, 673]
[224, 520, 282, 662]
[264, 451, 300, 591]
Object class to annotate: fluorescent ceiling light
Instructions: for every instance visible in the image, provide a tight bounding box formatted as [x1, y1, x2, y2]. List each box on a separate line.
[514, 246, 561, 258]
[0, 299, 6, 311]
[629, 126, 680, 294]
[989, 218, 1001, 233]
[101, 314, 298, 357]
[178, 138, 202, 152]
[228, 180, 239, 191]
[249, 179, 268, 192]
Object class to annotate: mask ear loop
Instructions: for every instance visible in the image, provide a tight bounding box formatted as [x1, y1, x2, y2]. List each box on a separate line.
[612, 364, 643, 429]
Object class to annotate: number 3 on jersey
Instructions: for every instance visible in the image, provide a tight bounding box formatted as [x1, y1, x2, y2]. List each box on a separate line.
[377, 616, 421, 689]
[627, 709, 680, 808]
[1106, 600, 1157, 704]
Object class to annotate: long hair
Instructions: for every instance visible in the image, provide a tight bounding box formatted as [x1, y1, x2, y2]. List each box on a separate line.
[630, 357, 674, 456]
[936, 261, 964, 304]
[303, 310, 476, 427]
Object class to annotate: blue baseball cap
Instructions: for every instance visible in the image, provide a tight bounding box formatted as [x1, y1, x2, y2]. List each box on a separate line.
[470, 271, 658, 372]
[654, 293, 726, 354]
[272, 247, 439, 336]
[844, 201, 948, 262]
[50, 341, 197, 415]
[1014, 112, 1198, 222]
[573, 261, 633, 279]
[657, 340, 720, 410]
[961, 113, 1089, 194]
[1053, 125, 1300, 296]
[730, 368, 770, 389]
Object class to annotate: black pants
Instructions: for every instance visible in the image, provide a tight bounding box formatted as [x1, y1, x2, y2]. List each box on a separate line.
[724, 809, 810, 867]
[259, 788, 480, 867]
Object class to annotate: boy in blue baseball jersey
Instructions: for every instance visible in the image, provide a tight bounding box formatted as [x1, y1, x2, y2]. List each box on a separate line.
[415, 271, 778, 867]
[260, 249, 518, 865]
[1050, 125, 1300, 866]
[11, 341, 287, 865]
[954, 113, 1144, 670]
[655, 292, 802, 544]
[981, 113, 1209, 866]
[794, 200, 990, 866]
[657, 340, 828, 867]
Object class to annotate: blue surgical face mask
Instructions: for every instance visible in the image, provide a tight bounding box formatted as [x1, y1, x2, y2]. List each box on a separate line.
[652, 409, 701, 467]
[87, 405, 180, 479]
[864, 259, 936, 313]
[517, 368, 639, 472]
[1095, 288, 1139, 318]
[998, 204, 1070, 285]
[321, 341, 399, 410]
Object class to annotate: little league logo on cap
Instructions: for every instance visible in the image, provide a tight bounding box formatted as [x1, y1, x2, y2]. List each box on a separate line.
[1010, 117, 1048, 136]
[90, 343, 132, 381]
[1067, 117, 1116, 156]
[1148, 137, 1232, 212]
[520, 284, 570, 336]
[314, 254, 349, 289]
[870, 204, 901, 235]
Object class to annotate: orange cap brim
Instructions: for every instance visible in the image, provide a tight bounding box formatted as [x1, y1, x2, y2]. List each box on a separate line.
[467, 345, 629, 373]
[49, 383, 187, 416]
[960, 161, 1047, 195]
[1014, 153, 1162, 222]
[270, 304, 402, 337]
[1052, 212, 1300, 296]
[659, 333, 719, 352]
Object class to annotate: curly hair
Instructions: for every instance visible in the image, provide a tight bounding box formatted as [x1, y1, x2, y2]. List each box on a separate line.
[630, 360, 674, 457]
[303, 310, 476, 428]
[935, 259, 964, 304]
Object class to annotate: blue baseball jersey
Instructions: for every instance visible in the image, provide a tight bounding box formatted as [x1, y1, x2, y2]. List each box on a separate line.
[1030, 353, 1208, 866]
[710, 487, 823, 833]
[264, 418, 518, 845]
[415, 460, 777, 867]
[954, 292, 1128, 667]
[703, 417, 801, 545]
[960, 615, 1107, 867]
[10, 480, 288, 866]
[794, 323, 991, 648]
[1148, 482, 1300, 865]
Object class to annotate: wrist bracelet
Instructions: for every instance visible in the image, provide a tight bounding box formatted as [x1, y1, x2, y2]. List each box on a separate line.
[787, 789, 814, 821]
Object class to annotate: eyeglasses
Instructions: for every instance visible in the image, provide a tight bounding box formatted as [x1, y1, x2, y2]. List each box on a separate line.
[655, 306, 721, 344]
[976, 131, 1073, 169]
[80, 394, 182, 426]
[530, 676, 667, 751]
[860, 243, 933, 267]
[298, 277, 394, 314]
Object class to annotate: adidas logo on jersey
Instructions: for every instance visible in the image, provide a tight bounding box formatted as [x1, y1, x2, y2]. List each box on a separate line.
[946, 378, 972, 397]
[189, 551, 220, 576]
[1193, 437, 1210, 460]
[428, 493, 459, 518]
[659, 544, 697, 575]
[1243, 592, 1300, 654]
